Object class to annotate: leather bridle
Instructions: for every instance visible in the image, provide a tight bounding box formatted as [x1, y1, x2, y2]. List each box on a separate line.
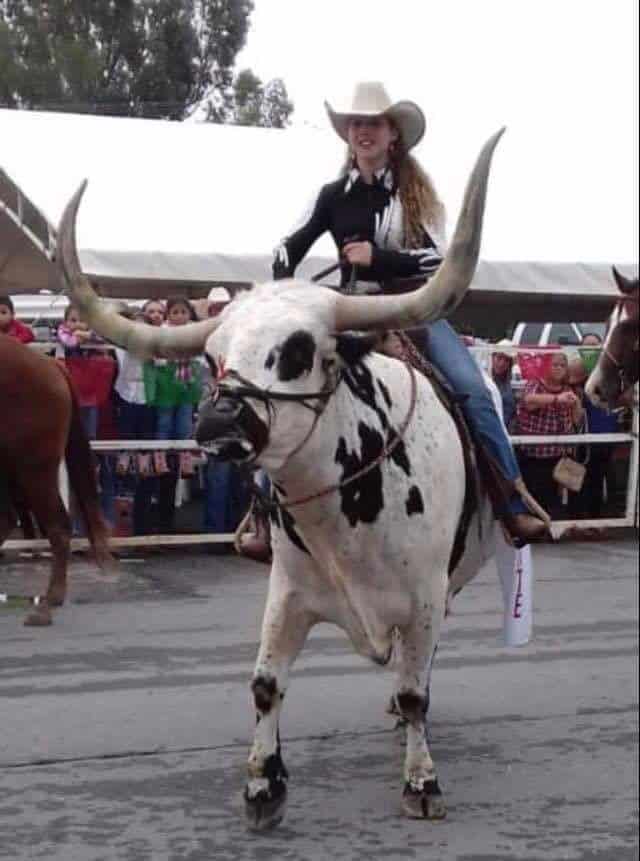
[211, 366, 340, 464]
[211, 360, 418, 511]
[600, 296, 639, 396]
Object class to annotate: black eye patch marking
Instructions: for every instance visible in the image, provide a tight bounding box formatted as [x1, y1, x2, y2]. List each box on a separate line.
[277, 330, 316, 381]
[265, 350, 276, 370]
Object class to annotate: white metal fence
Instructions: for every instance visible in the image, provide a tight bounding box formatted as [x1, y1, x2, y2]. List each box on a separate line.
[4, 348, 638, 552]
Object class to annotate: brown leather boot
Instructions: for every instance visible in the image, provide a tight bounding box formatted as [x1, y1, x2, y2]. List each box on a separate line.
[508, 513, 550, 545]
[238, 514, 272, 564]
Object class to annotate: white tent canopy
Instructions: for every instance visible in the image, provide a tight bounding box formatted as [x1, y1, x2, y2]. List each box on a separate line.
[0, 109, 637, 324]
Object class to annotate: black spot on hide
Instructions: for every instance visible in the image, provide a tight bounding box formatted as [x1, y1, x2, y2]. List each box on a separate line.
[252, 675, 278, 714]
[396, 690, 427, 724]
[342, 363, 385, 421]
[277, 330, 316, 381]
[335, 332, 378, 365]
[270, 497, 310, 555]
[378, 379, 392, 409]
[334, 423, 385, 527]
[406, 485, 424, 516]
[388, 428, 412, 476]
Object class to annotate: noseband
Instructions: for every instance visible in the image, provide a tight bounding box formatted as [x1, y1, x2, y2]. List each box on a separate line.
[210, 367, 340, 463]
[211, 361, 418, 511]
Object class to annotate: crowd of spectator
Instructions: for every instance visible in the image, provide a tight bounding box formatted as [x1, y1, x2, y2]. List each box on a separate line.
[1, 288, 251, 549]
[1, 292, 635, 542]
[490, 333, 633, 533]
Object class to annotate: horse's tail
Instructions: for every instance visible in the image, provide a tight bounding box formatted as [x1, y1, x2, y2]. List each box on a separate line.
[59, 366, 113, 567]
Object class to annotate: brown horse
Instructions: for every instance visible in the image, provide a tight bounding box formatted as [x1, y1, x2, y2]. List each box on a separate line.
[0, 336, 111, 625]
[585, 267, 639, 409]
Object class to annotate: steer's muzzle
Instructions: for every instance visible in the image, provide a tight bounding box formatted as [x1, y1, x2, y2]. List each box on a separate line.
[195, 395, 268, 462]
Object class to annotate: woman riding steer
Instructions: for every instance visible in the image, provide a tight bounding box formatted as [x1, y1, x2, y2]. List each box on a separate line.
[266, 81, 548, 549]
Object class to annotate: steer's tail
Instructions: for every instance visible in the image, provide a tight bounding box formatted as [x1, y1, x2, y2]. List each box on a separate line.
[60, 369, 113, 567]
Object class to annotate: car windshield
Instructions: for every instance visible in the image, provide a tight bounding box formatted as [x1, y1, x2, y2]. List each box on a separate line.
[577, 322, 607, 341]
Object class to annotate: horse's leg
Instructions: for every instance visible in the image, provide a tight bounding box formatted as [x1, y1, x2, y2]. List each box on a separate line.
[394, 570, 448, 820]
[244, 571, 314, 831]
[19, 465, 71, 625]
[0, 507, 17, 548]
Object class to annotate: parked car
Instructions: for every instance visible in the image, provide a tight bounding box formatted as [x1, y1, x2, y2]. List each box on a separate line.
[508, 322, 607, 388]
[511, 321, 607, 348]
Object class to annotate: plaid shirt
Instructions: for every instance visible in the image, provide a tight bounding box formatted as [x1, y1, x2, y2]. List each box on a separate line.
[516, 381, 576, 458]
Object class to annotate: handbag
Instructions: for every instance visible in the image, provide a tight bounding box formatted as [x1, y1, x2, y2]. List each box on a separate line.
[553, 456, 587, 493]
[553, 412, 590, 493]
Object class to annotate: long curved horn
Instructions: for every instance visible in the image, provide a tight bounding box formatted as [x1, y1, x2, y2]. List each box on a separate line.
[334, 128, 505, 332]
[56, 182, 221, 359]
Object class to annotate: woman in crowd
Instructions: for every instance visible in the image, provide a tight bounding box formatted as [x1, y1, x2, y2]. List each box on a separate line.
[515, 352, 584, 519]
[270, 80, 547, 549]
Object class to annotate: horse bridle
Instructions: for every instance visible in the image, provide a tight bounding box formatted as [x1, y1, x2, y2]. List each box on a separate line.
[600, 296, 640, 395]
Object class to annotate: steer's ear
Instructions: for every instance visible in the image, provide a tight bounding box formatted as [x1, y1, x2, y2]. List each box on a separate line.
[335, 332, 379, 365]
[612, 266, 638, 295]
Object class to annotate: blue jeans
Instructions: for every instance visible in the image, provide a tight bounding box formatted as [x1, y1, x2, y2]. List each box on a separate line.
[156, 405, 194, 440]
[424, 320, 526, 516]
[80, 406, 99, 441]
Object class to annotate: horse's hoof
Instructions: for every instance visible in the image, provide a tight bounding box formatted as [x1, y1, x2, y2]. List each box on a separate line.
[23, 607, 53, 627]
[244, 783, 287, 831]
[402, 779, 447, 820]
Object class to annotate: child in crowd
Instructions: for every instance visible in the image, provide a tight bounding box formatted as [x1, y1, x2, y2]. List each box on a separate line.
[112, 304, 163, 534]
[143, 297, 202, 532]
[57, 303, 94, 354]
[57, 304, 102, 438]
[146, 297, 202, 473]
[0, 296, 35, 344]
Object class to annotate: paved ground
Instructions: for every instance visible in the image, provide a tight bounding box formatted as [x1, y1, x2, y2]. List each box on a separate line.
[0, 539, 638, 861]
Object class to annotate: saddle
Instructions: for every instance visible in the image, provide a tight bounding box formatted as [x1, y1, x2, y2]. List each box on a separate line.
[396, 333, 486, 575]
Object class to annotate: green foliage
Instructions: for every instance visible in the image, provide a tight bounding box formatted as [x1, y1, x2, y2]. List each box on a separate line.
[205, 67, 293, 128]
[0, 0, 256, 120]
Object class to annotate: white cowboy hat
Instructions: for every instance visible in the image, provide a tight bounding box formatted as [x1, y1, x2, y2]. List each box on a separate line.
[207, 286, 231, 303]
[493, 338, 517, 358]
[325, 81, 426, 151]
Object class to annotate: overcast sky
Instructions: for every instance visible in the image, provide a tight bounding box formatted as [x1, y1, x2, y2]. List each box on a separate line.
[237, 0, 639, 262]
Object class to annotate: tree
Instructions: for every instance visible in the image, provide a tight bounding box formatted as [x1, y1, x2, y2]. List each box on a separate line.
[207, 68, 293, 128]
[0, 0, 255, 121]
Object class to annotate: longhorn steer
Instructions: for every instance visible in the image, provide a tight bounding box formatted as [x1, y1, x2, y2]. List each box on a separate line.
[56, 130, 504, 827]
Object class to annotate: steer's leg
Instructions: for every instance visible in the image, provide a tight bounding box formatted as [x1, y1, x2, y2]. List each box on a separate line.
[394, 573, 448, 820]
[245, 574, 314, 831]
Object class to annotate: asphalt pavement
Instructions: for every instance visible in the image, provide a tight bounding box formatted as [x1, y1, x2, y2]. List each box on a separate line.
[0, 539, 638, 861]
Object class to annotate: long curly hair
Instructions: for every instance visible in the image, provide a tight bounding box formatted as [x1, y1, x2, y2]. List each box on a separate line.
[340, 121, 445, 249]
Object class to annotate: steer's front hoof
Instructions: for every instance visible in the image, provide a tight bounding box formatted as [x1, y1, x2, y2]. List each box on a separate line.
[402, 778, 447, 820]
[244, 780, 287, 831]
